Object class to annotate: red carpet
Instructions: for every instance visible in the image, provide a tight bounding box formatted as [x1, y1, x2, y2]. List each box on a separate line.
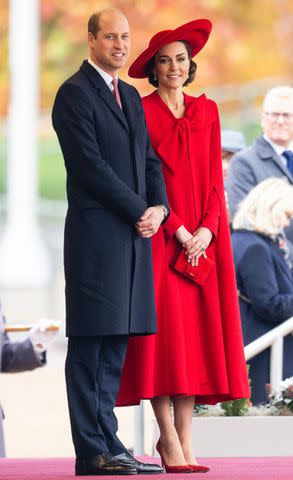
[0, 457, 293, 479]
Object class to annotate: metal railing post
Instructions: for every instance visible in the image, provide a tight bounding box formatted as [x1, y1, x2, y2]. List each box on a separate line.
[244, 317, 293, 392]
[133, 401, 144, 455]
[270, 336, 284, 391]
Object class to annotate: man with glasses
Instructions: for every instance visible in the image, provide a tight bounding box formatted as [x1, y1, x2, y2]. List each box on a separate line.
[226, 85, 293, 246]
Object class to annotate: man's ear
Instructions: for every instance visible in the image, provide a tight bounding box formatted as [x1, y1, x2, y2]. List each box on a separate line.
[88, 32, 95, 48]
[260, 111, 265, 130]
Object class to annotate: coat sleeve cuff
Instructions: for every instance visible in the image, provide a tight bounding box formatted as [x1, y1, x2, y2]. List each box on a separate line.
[201, 215, 219, 239]
[163, 209, 183, 237]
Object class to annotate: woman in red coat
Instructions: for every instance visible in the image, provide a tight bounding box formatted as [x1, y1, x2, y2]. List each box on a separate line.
[118, 20, 249, 472]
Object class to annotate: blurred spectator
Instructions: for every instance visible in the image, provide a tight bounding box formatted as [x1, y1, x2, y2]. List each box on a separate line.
[232, 178, 293, 404]
[221, 129, 246, 221]
[0, 302, 59, 456]
[221, 129, 246, 182]
[226, 86, 293, 249]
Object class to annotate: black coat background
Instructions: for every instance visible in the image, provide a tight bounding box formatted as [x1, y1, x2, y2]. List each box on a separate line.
[52, 61, 168, 336]
[232, 230, 293, 403]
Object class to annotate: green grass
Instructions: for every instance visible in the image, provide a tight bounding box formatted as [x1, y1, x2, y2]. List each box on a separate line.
[39, 137, 66, 199]
[221, 120, 262, 146]
[242, 123, 262, 144]
[0, 136, 66, 200]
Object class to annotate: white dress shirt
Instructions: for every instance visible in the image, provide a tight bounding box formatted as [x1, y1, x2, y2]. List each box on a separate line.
[87, 58, 117, 92]
[263, 134, 293, 166]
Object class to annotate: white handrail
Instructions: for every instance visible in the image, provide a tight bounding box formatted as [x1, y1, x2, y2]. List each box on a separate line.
[134, 402, 145, 455]
[244, 316, 293, 390]
[244, 316, 293, 360]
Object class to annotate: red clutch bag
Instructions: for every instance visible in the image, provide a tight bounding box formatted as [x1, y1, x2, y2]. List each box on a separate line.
[170, 246, 214, 286]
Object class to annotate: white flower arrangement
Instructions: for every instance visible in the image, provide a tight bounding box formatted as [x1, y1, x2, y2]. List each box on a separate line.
[266, 377, 293, 415]
[193, 377, 293, 417]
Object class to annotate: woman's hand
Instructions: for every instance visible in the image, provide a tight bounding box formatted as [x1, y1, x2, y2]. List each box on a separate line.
[184, 227, 213, 266]
[175, 225, 193, 245]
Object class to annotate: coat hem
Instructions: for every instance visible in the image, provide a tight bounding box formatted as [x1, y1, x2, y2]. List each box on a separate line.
[117, 390, 250, 407]
[65, 330, 157, 337]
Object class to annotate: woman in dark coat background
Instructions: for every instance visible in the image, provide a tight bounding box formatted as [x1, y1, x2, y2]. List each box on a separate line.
[232, 178, 293, 404]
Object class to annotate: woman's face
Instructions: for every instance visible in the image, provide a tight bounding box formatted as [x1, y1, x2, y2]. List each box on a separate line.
[153, 41, 190, 90]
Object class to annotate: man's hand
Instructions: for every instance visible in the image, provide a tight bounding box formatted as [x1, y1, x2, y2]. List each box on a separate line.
[135, 206, 165, 238]
[184, 227, 213, 266]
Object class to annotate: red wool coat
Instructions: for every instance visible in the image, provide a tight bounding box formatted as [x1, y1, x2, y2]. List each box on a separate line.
[117, 91, 250, 405]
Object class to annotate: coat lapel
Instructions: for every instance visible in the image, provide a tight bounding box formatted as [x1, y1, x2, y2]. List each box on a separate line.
[79, 61, 129, 133]
[98, 86, 129, 133]
[271, 151, 293, 182]
[118, 81, 141, 186]
[256, 136, 293, 182]
[118, 81, 138, 140]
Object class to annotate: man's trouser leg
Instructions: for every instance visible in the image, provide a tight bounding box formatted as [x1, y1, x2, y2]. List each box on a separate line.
[96, 335, 129, 455]
[65, 335, 128, 458]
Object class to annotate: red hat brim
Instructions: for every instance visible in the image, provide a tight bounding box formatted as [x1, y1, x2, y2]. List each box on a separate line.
[128, 19, 212, 79]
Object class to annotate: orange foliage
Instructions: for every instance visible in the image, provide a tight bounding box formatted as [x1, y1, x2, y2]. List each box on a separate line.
[0, 0, 292, 114]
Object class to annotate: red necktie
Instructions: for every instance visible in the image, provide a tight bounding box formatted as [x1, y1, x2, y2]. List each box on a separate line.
[112, 78, 122, 110]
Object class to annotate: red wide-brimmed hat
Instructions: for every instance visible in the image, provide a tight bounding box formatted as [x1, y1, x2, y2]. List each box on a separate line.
[128, 19, 212, 79]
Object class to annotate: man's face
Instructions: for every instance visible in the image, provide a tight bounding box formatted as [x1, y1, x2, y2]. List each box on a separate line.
[261, 96, 293, 147]
[88, 11, 130, 76]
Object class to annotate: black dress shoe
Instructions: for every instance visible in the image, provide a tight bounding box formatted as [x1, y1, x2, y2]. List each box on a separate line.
[75, 452, 137, 476]
[114, 451, 163, 475]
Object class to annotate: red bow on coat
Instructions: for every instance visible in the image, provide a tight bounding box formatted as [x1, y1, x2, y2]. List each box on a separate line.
[156, 94, 215, 174]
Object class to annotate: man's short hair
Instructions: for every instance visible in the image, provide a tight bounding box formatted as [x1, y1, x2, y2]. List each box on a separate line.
[263, 85, 293, 110]
[88, 12, 101, 38]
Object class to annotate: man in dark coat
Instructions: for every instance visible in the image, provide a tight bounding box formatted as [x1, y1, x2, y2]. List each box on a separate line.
[226, 86, 293, 243]
[52, 8, 168, 477]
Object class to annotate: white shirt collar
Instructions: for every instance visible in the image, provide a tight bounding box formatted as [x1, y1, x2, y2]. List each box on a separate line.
[263, 134, 287, 156]
[87, 58, 117, 91]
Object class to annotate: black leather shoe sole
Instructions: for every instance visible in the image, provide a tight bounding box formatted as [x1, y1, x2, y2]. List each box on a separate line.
[75, 466, 137, 476]
[117, 461, 163, 474]
[136, 470, 163, 475]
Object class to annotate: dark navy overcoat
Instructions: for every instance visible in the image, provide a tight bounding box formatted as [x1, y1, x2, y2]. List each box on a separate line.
[232, 230, 293, 403]
[52, 61, 168, 336]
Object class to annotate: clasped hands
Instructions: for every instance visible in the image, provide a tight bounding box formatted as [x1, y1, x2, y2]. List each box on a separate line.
[135, 206, 165, 238]
[175, 225, 213, 266]
[135, 209, 213, 267]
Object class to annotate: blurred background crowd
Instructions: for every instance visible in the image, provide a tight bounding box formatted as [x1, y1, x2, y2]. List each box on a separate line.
[0, 0, 292, 460]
